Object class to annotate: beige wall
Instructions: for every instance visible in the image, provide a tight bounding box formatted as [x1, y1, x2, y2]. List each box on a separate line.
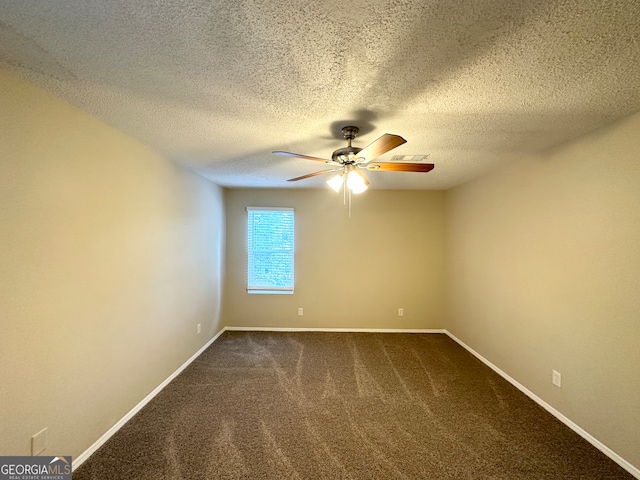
[224, 189, 445, 329]
[445, 112, 640, 468]
[0, 69, 225, 459]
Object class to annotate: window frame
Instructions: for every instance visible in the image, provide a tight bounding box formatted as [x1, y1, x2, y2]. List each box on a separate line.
[246, 206, 295, 295]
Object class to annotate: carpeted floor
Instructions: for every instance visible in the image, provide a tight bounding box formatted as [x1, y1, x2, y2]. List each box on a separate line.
[74, 331, 633, 479]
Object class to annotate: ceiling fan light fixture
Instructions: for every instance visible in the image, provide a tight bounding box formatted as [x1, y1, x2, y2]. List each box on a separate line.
[347, 170, 367, 194]
[326, 174, 344, 192]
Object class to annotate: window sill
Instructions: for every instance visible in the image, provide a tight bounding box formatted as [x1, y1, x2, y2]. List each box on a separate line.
[247, 289, 294, 295]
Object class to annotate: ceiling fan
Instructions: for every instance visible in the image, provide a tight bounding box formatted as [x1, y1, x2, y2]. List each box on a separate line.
[273, 126, 435, 195]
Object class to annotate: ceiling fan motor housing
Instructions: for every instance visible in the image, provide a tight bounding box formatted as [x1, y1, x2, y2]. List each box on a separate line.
[332, 146, 362, 164]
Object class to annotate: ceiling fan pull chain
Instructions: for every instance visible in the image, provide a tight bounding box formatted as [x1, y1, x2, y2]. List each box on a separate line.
[343, 174, 347, 205]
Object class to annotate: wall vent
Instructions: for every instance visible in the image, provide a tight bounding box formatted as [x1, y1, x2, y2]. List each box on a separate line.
[390, 154, 430, 162]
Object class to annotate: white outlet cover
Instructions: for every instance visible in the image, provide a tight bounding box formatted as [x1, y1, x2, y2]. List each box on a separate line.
[552, 370, 562, 388]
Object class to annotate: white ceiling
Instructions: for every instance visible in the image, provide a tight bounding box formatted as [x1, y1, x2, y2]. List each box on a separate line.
[1, 0, 639, 190]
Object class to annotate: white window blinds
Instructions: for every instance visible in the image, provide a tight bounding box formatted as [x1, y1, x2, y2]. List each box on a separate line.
[246, 207, 294, 294]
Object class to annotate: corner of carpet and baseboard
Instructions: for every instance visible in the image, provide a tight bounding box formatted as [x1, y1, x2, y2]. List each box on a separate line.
[443, 330, 640, 479]
[73, 327, 227, 470]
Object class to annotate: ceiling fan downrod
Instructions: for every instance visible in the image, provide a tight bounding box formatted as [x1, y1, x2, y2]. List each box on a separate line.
[341, 126, 359, 147]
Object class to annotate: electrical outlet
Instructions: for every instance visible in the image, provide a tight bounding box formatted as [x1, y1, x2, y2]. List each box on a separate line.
[196, 323, 201, 335]
[298, 307, 303, 316]
[31, 428, 48, 455]
[398, 308, 404, 317]
[552, 370, 562, 388]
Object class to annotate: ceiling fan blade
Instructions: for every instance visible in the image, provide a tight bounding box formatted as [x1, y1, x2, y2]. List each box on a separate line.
[365, 162, 435, 172]
[355, 133, 407, 163]
[287, 168, 342, 182]
[273, 151, 330, 163]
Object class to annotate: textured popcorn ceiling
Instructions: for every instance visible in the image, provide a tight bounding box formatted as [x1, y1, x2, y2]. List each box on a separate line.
[1, 0, 639, 189]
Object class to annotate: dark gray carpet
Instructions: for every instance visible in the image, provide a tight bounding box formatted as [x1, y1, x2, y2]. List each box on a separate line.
[74, 332, 633, 479]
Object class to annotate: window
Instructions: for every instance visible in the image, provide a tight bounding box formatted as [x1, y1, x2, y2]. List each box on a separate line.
[246, 207, 294, 294]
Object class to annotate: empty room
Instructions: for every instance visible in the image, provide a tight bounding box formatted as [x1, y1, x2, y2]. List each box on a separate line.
[1, 0, 639, 478]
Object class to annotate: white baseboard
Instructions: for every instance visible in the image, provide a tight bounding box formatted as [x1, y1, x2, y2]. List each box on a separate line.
[224, 326, 446, 334]
[444, 331, 640, 479]
[73, 328, 226, 470]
